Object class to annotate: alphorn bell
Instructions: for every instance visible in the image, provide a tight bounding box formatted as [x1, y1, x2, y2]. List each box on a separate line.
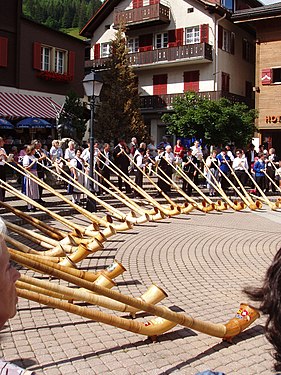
[13, 251, 259, 340]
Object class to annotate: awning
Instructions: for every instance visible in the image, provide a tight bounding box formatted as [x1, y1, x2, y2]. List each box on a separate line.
[0, 92, 62, 120]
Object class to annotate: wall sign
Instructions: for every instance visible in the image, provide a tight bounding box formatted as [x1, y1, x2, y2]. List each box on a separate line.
[265, 116, 281, 123]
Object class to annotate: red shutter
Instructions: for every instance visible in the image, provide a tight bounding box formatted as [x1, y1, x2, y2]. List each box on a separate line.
[168, 29, 176, 47]
[175, 28, 183, 46]
[218, 25, 223, 49]
[68, 51, 75, 78]
[94, 43, 100, 59]
[133, 0, 143, 8]
[200, 24, 209, 44]
[33, 42, 41, 70]
[150, 0, 159, 4]
[0, 37, 8, 67]
[153, 74, 167, 95]
[261, 68, 272, 85]
[184, 71, 199, 92]
[230, 32, 235, 54]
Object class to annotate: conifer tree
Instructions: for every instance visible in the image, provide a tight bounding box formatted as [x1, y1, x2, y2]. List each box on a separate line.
[95, 27, 148, 143]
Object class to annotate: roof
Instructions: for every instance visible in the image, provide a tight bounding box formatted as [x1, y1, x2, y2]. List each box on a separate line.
[0, 92, 62, 120]
[232, 2, 281, 22]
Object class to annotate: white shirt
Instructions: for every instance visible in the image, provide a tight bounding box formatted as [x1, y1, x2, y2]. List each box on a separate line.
[64, 148, 75, 161]
[232, 156, 248, 171]
[190, 145, 203, 161]
[0, 147, 7, 166]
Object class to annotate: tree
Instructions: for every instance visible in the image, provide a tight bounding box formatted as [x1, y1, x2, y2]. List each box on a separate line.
[59, 91, 87, 140]
[95, 26, 148, 143]
[162, 92, 258, 148]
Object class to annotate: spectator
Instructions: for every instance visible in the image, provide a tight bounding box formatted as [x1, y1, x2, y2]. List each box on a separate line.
[217, 148, 231, 191]
[133, 147, 146, 197]
[156, 145, 175, 195]
[174, 139, 185, 163]
[182, 148, 197, 196]
[232, 149, 249, 189]
[22, 145, 39, 212]
[31, 140, 48, 205]
[64, 140, 76, 162]
[67, 147, 85, 205]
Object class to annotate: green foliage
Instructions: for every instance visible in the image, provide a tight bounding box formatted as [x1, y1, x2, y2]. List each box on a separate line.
[59, 91, 87, 140]
[162, 92, 258, 148]
[22, 0, 102, 33]
[95, 27, 148, 143]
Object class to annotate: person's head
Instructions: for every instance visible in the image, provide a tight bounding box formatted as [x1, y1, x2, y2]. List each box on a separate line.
[194, 140, 200, 147]
[259, 144, 264, 151]
[221, 148, 227, 155]
[75, 147, 83, 157]
[0, 218, 21, 329]
[258, 152, 265, 160]
[131, 137, 137, 144]
[186, 148, 192, 155]
[26, 145, 36, 155]
[138, 147, 145, 155]
[31, 139, 42, 149]
[211, 149, 217, 157]
[68, 141, 75, 150]
[249, 144, 255, 150]
[176, 139, 182, 146]
[269, 148, 276, 155]
[139, 142, 146, 149]
[11, 146, 18, 153]
[52, 139, 60, 148]
[104, 143, 110, 152]
[165, 145, 172, 153]
[225, 145, 231, 151]
[244, 247, 281, 371]
[236, 149, 242, 158]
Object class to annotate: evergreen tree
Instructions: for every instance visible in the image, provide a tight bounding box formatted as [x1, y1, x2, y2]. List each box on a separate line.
[95, 27, 148, 143]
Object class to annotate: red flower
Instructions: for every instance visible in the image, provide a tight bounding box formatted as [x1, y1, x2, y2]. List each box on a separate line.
[37, 71, 73, 82]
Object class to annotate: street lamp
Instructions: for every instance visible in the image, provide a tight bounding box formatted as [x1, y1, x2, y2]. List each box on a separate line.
[83, 70, 103, 212]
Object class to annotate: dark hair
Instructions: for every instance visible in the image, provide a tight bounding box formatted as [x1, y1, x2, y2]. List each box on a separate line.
[138, 147, 145, 153]
[244, 248, 281, 371]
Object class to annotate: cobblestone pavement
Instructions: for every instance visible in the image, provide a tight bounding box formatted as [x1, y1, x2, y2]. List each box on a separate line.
[1, 195, 281, 374]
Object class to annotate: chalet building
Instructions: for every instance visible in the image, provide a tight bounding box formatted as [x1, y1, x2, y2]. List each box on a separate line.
[80, 0, 262, 144]
[233, 2, 281, 155]
[0, 0, 85, 128]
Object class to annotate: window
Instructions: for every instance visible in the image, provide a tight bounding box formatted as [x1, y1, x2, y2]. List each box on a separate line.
[184, 71, 199, 92]
[128, 37, 139, 53]
[101, 43, 110, 57]
[185, 26, 200, 44]
[41, 46, 51, 71]
[221, 0, 233, 11]
[155, 32, 168, 49]
[221, 72, 230, 92]
[242, 39, 254, 63]
[55, 50, 66, 74]
[273, 68, 281, 84]
[218, 26, 235, 54]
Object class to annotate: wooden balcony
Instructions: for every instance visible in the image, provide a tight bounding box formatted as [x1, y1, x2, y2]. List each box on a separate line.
[140, 91, 254, 110]
[85, 43, 213, 70]
[113, 3, 170, 30]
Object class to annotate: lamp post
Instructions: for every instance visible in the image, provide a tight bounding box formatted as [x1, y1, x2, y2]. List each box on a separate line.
[83, 70, 103, 212]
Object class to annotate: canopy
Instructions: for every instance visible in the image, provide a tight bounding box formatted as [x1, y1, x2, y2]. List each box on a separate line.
[0, 92, 62, 120]
[16, 117, 53, 129]
[0, 118, 14, 129]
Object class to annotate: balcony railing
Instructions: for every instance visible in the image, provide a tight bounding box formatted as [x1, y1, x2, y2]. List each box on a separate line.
[85, 42, 213, 70]
[140, 91, 254, 110]
[113, 3, 170, 29]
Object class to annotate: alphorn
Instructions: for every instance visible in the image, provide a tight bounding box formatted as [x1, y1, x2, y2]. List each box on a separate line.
[241, 165, 279, 210]
[13, 251, 259, 340]
[53, 156, 150, 223]
[263, 168, 281, 198]
[0, 200, 66, 240]
[222, 157, 262, 210]
[17, 274, 167, 315]
[7, 160, 133, 231]
[98, 154, 180, 217]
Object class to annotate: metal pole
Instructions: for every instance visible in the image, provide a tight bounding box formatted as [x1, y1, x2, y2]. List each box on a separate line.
[86, 95, 97, 212]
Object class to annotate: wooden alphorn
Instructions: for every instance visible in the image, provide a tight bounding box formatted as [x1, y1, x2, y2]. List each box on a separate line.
[13, 252, 259, 340]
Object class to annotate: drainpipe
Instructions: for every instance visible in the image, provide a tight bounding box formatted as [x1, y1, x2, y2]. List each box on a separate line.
[214, 12, 227, 96]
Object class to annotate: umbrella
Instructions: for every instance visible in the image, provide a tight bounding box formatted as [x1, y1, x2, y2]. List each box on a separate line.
[0, 118, 14, 129]
[16, 117, 52, 129]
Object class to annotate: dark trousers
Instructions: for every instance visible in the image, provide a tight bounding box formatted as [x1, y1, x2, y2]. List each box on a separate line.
[134, 170, 143, 196]
[255, 175, 265, 195]
[234, 170, 247, 187]
[266, 167, 276, 192]
[117, 165, 131, 193]
[101, 166, 110, 189]
[0, 165, 6, 201]
[182, 173, 193, 196]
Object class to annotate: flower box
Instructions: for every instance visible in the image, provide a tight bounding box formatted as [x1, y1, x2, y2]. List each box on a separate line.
[37, 70, 73, 82]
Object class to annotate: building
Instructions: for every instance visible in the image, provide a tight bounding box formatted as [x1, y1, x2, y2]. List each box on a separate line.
[0, 0, 85, 139]
[80, 0, 262, 144]
[232, 2, 281, 154]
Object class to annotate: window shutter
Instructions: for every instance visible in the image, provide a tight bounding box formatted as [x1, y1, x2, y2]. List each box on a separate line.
[218, 25, 223, 49]
[175, 28, 183, 46]
[0, 37, 8, 67]
[133, 0, 143, 8]
[139, 34, 153, 51]
[200, 24, 209, 44]
[33, 42, 41, 70]
[150, 0, 159, 4]
[94, 43, 100, 59]
[168, 29, 176, 47]
[221, 72, 230, 92]
[230, 32, 235, 55]
[261, 68, 272, 85]
[184, 70, 199, 92]
[68, 51, 75, 78]
[153, 74, 167, 95]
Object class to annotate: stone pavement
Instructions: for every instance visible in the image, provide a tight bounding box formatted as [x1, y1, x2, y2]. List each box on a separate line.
[1, 178, 281, 374]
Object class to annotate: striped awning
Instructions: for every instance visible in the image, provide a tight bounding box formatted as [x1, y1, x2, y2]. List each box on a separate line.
[0, 92, 62, 120]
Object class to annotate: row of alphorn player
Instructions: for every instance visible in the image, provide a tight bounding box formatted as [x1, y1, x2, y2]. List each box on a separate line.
[1, 149, 277, 341]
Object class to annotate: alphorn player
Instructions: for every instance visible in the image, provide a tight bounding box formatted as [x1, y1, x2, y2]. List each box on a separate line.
[0, 218, 35, 374]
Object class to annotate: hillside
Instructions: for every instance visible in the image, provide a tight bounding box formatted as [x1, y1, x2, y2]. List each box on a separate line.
[22, 0, 102, 36]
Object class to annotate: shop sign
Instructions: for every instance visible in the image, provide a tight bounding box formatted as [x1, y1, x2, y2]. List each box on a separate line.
[265, 116, 281, 123]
